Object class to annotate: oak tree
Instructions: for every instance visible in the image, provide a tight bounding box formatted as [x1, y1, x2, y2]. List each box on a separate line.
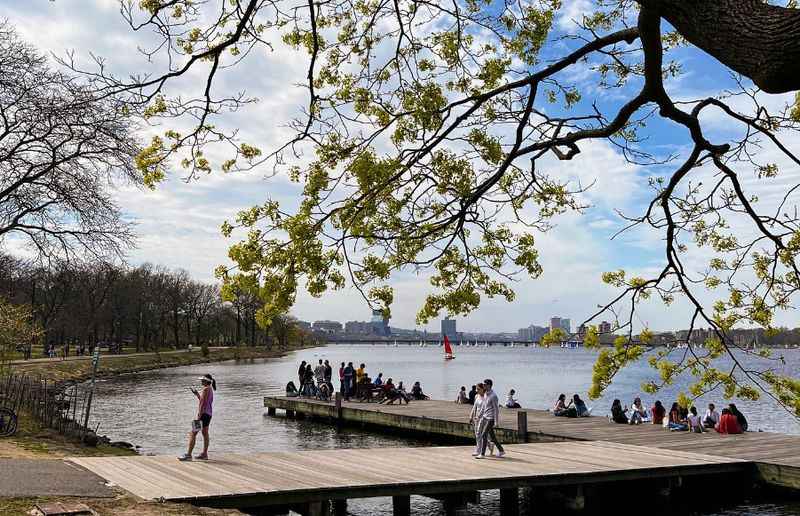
[82, 1, 800, 414]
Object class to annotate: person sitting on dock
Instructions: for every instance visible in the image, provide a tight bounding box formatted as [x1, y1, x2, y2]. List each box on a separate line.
[387, 380, 410, 405]
[687, 406, 704, 433]
[373, 373, 384, 386]
[715, 408, 743, 434]
[553, 394, 571, 417]
[610, 399, 628, 424]
[629, 397, 648, 425]
[505, 389, 521, 409]
[456, 386, 468, 404]
[651, 401, 666, 425]
[668, 403, 688, 431]
[411, 381, 429, 400]
[703, 403, 720, 429]
[573, 394, 590, 417]
[728, 404, 748, 432]
[468, 385, 477, 405]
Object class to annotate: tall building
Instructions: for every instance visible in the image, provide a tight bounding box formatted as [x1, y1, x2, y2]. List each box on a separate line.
[599, 320, 612, 334]
[441, 318, 457, 340]
[550, 317, 561, 332]
[560, 318, 571, 334]
[370, 309, 390, 336]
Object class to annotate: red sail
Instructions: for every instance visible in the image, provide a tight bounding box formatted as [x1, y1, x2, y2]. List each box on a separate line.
[443, 335, 453, 355]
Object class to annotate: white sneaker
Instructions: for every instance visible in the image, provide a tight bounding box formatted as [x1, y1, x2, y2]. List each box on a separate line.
[497, 451, 506, 458]
[178, 453, 192, 461]
[474, 454, 485, 459]
[471, 452, 480, 457]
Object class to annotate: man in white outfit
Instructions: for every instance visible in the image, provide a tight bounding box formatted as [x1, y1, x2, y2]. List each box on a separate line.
[475, 378, 505, 459]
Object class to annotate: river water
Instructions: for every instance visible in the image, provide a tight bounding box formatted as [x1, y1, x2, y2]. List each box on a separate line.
[87, 344, 800, 515]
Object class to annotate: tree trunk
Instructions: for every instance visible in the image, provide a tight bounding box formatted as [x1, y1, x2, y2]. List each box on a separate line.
[641, 0, 800, 93]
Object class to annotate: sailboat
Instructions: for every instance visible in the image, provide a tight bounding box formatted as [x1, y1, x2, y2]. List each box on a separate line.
[444, 335, 455, 360]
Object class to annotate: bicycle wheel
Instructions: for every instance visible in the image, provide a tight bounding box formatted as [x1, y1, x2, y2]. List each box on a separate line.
[0, 407, 18, 437]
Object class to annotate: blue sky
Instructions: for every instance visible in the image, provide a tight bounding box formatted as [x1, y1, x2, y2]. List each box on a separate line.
[3, 1, 798, 333]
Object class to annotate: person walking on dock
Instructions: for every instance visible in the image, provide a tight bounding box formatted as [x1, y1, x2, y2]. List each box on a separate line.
[179, 373, 216, 461]
[475, 379, 505, 459]
[470, 383, 493, 457]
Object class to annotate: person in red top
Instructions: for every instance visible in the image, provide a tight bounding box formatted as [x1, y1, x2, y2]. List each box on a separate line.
[715, 408, 743, 434]
[651, 400, 666, 425]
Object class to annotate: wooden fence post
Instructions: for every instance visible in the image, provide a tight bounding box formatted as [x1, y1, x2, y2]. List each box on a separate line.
[517, 411, 528, 443]
[335, 392, 343, 421]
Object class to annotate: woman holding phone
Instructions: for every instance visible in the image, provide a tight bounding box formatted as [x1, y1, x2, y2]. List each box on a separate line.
[179, 373, 216, 461]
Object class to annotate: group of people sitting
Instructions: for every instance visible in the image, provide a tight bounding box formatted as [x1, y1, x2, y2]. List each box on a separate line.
[609, 398, 749, 434]
[292, 359, 429, 405]
[455, 385, 523, 410]
[551, 393, 592, 417]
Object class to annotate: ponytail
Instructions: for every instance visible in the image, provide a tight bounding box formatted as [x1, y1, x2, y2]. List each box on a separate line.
[202, 373, 217, 391]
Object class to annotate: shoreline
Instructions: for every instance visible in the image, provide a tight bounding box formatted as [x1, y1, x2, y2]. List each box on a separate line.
[1, 346, 309, 516]
[4, 346, 308, 457]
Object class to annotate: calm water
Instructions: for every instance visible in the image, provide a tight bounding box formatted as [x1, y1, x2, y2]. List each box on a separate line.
[88, 344, 800, 515]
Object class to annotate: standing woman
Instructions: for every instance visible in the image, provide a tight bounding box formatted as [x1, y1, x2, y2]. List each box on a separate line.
[469, 383, 494, 456]
[179, 373, 216, 461]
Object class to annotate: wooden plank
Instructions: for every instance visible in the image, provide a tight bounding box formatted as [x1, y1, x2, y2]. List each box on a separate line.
[69, 441, 752, 505]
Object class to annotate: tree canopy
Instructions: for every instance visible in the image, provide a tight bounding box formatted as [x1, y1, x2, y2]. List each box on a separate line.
[0, 22, 142, 259]
[73, 0, 800, 414]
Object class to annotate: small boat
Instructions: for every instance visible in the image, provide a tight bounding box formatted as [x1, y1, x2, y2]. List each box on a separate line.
[444, 335, 455, 360]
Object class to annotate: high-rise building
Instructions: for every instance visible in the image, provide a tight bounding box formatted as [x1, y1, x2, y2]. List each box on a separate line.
[560, 318, 571, 334]
[441, 318, 457, 340]
[370, 309, 390, 336]
[549, 317, 561, 332]
[599, 321, 612, 334]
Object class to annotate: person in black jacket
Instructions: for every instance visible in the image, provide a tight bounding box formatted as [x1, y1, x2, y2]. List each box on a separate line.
[611, 399, 628, 424]
[468, 385, 477, 405]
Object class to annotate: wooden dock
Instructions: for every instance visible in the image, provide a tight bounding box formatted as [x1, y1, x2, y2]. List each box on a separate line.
[69, 441, 747, 515]
[263, 396, 800, 490]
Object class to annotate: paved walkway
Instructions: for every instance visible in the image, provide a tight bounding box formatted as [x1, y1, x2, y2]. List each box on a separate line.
[9, 348, 223, 366]
[0, 459, 113, 498]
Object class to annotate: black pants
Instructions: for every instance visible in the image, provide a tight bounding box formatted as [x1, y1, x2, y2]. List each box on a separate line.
[479, 419, 504, 455]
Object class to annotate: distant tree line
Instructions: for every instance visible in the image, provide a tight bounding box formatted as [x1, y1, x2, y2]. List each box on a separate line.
[0, 254, 307, 354]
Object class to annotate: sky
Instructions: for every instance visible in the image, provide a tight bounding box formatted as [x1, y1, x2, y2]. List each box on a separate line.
[3, 0, 798, 333]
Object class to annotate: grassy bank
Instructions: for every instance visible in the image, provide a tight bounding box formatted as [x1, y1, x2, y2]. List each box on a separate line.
[2, 345, 309, 459]
[1, 346, 309, 515]
[10, 346, 298, 384]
